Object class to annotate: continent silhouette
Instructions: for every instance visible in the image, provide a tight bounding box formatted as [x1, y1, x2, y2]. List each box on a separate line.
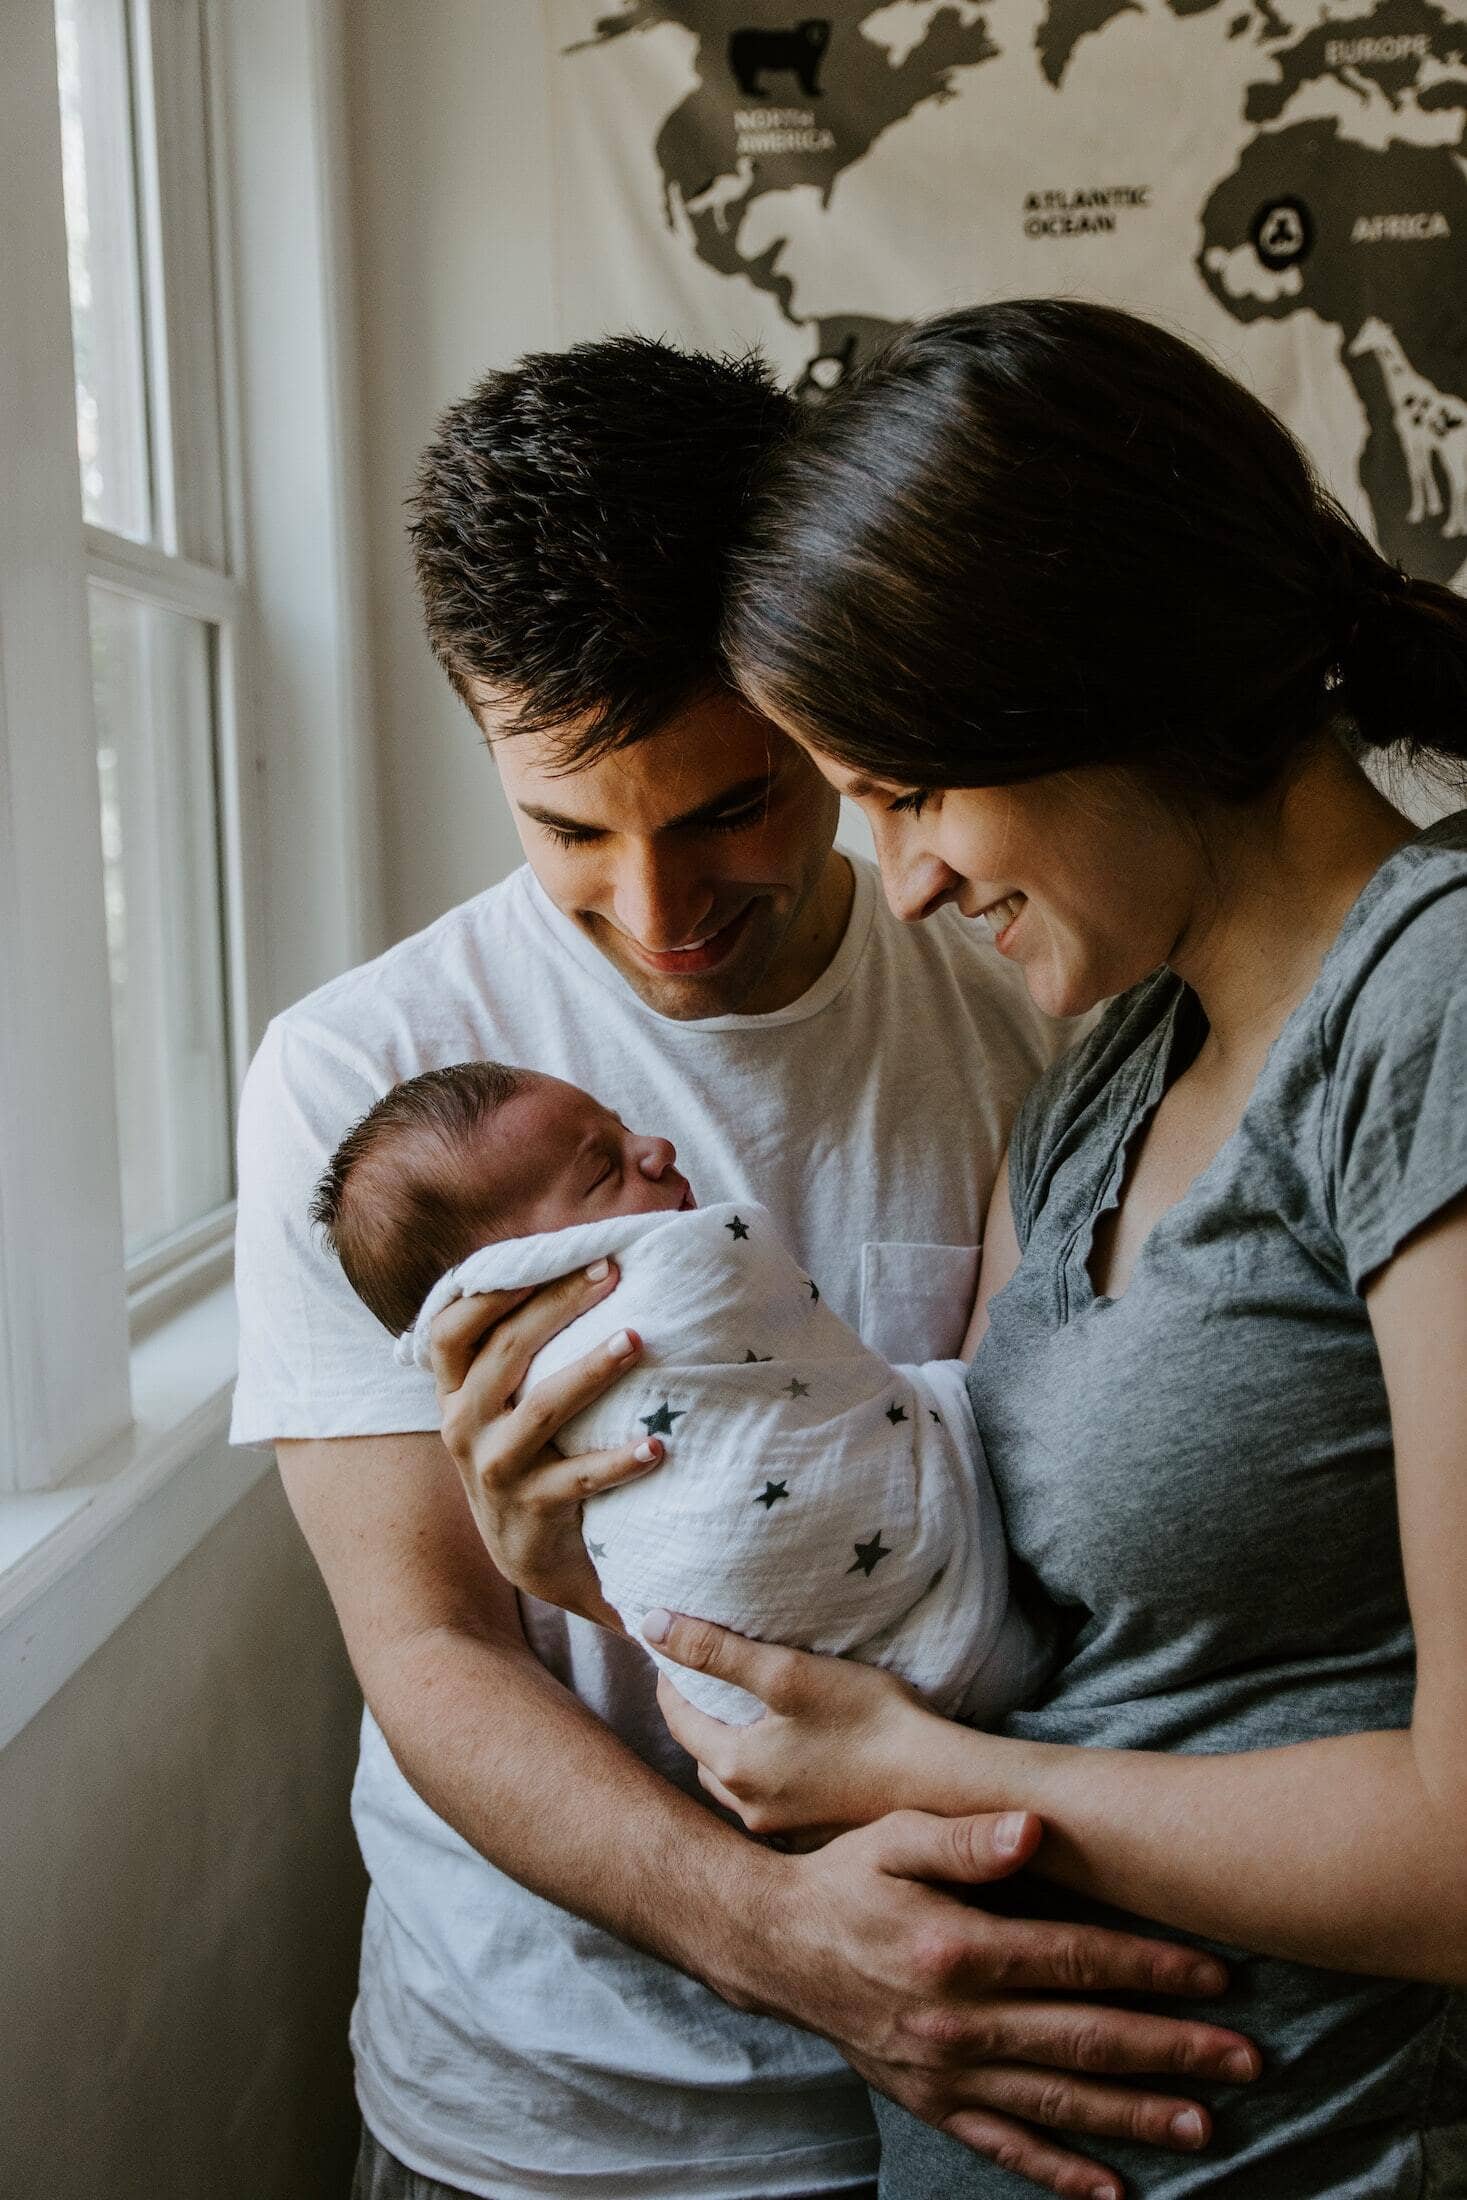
[1199, 118, 1467, 580]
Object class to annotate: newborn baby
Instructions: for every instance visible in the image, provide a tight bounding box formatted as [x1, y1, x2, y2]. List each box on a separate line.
[313, 1062, 1047, 1725]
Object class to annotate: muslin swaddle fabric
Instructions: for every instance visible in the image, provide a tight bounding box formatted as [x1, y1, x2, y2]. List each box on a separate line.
[403, 1201, 1045, 1724]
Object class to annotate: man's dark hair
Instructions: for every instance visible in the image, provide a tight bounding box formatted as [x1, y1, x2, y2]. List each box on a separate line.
[408, 335, 798, 769]
[311, 1061, 528, 1336]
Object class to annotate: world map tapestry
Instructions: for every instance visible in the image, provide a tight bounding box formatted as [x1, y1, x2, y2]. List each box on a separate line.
[549, 0, 1467, 588]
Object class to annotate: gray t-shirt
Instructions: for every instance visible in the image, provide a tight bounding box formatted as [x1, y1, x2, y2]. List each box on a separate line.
[878, 812, 1467, 2197]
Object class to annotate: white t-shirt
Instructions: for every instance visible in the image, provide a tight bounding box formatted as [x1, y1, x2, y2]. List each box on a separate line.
[231, 856, 1066, 2200]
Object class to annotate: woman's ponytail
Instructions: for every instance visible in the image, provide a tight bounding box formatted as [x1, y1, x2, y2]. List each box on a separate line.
[1331, 523, 1467, 770]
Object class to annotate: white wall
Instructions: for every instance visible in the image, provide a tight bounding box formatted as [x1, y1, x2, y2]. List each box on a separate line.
[0, 1473, 364, 2200]
[347, 0, 560, 943]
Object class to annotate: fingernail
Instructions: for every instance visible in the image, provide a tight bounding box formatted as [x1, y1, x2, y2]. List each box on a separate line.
[1091, 2185, 1120, 2200]
[605, 1329, 635, 1360]
[1188, 1960, 1227, 1994]
[585, 1259, 611, 1282]
[993, 1811, 1029, 1855]
[633, 1439, 661, 1464]
[1170, 2109, 1206, 2149]
[642, 1608, 672, 1643]
[1223, 2047, 1257, 2081]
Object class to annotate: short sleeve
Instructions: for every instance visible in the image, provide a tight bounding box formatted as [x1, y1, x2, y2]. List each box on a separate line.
[1326, 884, 1467, 1293]
[229, 1016, 441, 1443]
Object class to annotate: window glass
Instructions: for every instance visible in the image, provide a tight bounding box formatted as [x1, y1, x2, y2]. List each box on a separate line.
[89, 585, 233, 1254]
[55, 0, 152, 542]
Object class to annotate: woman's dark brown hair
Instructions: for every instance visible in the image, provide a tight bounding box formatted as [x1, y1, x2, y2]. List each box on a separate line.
[724, 298, 1467, 797]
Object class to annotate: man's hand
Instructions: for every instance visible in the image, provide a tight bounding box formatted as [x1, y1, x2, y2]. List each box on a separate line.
[428, 1258, 663, 1621]
[746, 1811, 1259, 2200]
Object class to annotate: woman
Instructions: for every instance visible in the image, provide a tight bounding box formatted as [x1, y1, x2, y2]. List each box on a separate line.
[628, 300, 1467, 2196]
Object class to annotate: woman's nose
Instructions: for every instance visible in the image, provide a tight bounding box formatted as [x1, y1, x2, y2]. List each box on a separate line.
[883, 852, 961, 925]
[636, 1136, 677, 1179]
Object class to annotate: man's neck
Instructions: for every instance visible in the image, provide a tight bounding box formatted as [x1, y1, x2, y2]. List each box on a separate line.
[740, 849, 856, 1015]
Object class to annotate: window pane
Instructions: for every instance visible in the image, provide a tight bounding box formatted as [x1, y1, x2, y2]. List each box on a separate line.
[89, 587, 232, 1255]
[55, 0, 151, 540]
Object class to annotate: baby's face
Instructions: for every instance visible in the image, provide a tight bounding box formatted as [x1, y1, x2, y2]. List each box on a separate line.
[477, 1075, 695, 1239]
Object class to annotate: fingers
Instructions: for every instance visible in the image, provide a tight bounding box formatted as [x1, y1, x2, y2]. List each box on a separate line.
[871, 1812, 1233, 2002]
[427, 1285, 538, 1395]
[956, 2062, 1214, 2155]
[430, 1260, 620, 1400]
[657, 1670, 740, 1764]
[939, 2107, 1124, 2200]
[442, 1318, 645, 1487]
[519, 1439, 665, 1513]
[915, 1996, 1258, 2088]
[504, 1323, 647, 1458]
[959, 1911, 1233, 2003]
[641, 1608, 801, 1709]
[870, 1806, 1045, 1888]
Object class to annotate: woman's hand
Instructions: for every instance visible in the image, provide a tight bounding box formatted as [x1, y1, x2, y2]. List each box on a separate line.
[429, 1259, 664, 1624]
[647, 1610, 948, 1837]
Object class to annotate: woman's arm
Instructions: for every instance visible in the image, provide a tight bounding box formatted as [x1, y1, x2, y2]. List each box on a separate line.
[654, 1189, 1467, 1987]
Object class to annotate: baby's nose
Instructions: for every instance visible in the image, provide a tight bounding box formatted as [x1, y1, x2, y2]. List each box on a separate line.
[637, 1137, 677, 1178]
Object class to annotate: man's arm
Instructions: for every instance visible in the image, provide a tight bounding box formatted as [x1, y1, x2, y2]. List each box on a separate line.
[279, 1428, 766, 1969]
[281, 1424, 1260, 2200]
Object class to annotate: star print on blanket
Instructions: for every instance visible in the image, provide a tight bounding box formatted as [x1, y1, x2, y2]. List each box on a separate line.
[401, 1201, 1047, 1726]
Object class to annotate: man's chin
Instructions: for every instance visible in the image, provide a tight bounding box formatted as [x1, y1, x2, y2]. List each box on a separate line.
[607, 962, 760, 1021]
[582, 913, 780, 1021]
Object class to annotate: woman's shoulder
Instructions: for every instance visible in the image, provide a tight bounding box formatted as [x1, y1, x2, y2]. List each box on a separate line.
[1006, 969, 1184, 1246]
[1312, 808, 1467, 1289]
[1315, 808, 1467, 1045]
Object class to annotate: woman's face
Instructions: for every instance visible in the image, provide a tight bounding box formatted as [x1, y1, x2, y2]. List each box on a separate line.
[817, 756, 1207, 1017]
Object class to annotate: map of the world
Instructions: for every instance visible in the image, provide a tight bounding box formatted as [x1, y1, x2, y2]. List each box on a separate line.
[549, 0, 1467, 587]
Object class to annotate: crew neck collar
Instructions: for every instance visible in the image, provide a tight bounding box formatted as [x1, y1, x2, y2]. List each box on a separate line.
[521, 853, 878, 1031]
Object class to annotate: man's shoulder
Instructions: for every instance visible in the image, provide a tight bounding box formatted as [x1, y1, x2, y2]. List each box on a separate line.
[268, 866, 537, 1060]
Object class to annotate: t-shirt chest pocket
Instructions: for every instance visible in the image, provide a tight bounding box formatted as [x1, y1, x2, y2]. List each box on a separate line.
[859, 1241, 980, 1365]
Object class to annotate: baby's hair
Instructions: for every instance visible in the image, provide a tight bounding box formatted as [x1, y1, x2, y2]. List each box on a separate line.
[311, 1060, 530, 1336]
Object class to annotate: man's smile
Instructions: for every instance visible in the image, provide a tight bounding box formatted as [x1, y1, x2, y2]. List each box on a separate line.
[601, 901, 757, 978]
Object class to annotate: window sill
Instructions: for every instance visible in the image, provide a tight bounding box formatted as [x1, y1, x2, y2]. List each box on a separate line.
[0, 1281, 267, 1752]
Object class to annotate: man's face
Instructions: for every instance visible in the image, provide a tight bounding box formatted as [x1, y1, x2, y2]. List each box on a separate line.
[480, 688, 843, 1020]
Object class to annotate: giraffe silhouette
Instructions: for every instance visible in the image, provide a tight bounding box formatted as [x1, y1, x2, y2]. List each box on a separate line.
[1349, 316, 1467, 539]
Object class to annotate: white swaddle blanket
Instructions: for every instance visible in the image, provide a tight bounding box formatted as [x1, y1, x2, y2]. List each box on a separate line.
[402, 1201, 1045, 1725]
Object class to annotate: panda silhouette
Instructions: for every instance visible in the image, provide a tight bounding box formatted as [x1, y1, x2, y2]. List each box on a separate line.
[729, 20, 831, 99]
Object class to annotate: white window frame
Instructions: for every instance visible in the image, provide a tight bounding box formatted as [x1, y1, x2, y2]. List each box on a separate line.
[0, 0, 376, 1740]
[80, 0, 265, 1328]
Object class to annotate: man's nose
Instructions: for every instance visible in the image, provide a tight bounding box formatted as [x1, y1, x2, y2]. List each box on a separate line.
[636, 1137, 678, 1180]
[613, 846, 714, 949]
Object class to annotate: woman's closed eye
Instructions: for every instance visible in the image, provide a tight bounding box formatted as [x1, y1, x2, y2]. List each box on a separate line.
[886, 789, 931, 819]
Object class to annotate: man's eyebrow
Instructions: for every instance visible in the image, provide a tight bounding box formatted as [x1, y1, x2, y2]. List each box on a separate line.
[517, 772, 777, 836]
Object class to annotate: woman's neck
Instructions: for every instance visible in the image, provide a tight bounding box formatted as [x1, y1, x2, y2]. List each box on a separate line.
[1169, 745, 1416, 1068]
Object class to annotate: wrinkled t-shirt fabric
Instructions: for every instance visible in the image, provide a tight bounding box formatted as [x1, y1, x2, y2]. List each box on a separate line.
[876, 812, 1467, 2198]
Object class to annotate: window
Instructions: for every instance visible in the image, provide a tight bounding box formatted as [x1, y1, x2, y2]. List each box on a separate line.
[0, 0, 371, 1733]
[56, 0, 242, 1278]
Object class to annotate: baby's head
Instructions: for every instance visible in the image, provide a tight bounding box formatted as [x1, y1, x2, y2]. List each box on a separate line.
[311, 1062, 693, 1334]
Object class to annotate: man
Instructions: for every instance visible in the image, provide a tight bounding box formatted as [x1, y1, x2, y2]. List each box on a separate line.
[232, 338, 1255, 2200]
